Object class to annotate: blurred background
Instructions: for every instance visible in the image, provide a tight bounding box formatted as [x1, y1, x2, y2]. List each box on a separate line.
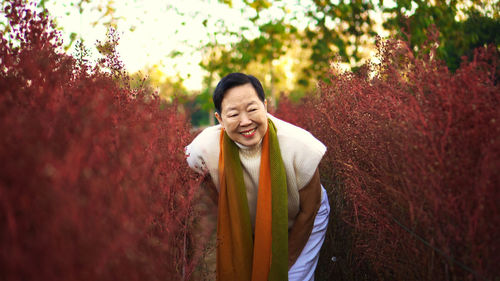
[42, 0, 499, 126]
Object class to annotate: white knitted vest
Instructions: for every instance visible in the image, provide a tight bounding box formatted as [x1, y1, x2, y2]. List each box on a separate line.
[186, 114, 327, 229]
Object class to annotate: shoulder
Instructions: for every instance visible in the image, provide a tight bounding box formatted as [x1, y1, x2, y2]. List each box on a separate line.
[269, 114, 327, 189]
[269, 114, 326, 156]
[185, 125, 222, 174]
[193, 124, 222, 145]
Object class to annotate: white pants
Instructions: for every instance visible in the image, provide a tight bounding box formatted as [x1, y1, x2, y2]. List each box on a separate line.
[288, 186, 330, 281]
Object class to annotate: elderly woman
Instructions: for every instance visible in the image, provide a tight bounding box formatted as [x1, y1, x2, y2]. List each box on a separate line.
[186, 73, 329, 281]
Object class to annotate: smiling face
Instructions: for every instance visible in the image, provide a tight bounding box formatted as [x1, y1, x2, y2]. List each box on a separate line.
[215, 83, 268, 148]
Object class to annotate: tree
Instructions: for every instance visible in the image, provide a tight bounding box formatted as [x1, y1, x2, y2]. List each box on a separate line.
[383, 0, 500, 71]
[302, 0, 378, 81]
[129, 66, 188, 100]
[216, 0, 499, 88]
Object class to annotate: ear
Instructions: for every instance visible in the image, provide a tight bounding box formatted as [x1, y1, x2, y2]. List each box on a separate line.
[215, 112, 224, 128]
[264, 99, 268, 111]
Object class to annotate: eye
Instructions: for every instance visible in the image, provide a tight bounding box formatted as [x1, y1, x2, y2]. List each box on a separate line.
[248, 108, 257, 112]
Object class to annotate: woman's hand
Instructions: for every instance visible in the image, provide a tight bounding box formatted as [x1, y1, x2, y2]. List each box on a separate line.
[287, 168, 322, 269]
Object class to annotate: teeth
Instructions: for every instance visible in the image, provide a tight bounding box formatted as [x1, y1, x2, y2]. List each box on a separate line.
[241, 128, 256, 136]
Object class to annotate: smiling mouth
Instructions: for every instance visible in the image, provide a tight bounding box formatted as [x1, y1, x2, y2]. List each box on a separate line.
[241, 128, 257, 137]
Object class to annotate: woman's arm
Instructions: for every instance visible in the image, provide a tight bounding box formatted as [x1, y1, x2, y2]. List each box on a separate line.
[288, 168, 322, 269]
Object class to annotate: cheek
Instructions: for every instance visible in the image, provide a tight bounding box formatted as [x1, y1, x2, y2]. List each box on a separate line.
[259, 113, 268, 124]
[224, 119, 238, 131]
[258, 115, 268, 133]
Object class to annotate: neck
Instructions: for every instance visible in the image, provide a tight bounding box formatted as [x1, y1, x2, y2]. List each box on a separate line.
[235, 139, 262, 157]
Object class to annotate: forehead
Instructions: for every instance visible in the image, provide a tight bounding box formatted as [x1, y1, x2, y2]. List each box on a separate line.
[221, 84, 261, 110]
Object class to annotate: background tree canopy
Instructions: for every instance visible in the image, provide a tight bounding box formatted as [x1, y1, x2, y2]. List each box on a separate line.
[38, 0, 499, 125]
[210, 0, 498, 87]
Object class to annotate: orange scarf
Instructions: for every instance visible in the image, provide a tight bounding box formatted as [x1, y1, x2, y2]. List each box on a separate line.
[217, 119, 288, 281]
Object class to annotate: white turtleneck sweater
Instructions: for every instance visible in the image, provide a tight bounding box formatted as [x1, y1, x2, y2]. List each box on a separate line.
[185, 114, 327, 229]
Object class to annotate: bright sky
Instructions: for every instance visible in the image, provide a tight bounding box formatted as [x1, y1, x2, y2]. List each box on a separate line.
[45, 0, 399, 91]
[45, 0, 319, 91]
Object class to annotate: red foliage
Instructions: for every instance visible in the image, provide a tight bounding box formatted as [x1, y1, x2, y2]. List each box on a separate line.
[0, 1, 203, 280]
[276, 38, 499, 280]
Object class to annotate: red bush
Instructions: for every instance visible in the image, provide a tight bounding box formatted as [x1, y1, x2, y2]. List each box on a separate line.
[276, 37, 499, 280]
[0, 1, 203, 280]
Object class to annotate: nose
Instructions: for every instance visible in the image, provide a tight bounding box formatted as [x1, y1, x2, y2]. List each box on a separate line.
[239, 113, 252, 127]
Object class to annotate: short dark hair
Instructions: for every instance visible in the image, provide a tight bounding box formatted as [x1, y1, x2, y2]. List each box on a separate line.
[213, 73, 265, 114]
